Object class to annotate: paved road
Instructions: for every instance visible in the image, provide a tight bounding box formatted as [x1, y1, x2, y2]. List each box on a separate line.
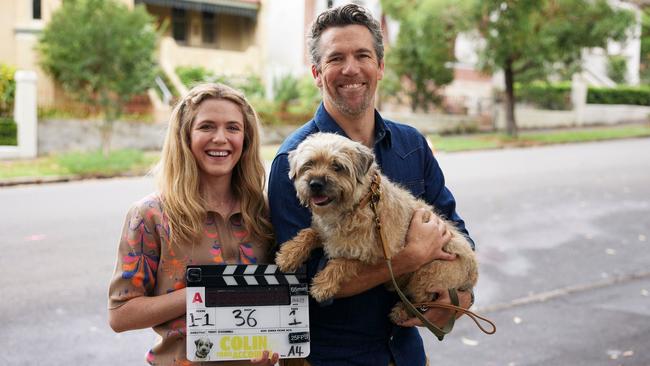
[425, 138, 650, 366]
[0, 138, 648, 365]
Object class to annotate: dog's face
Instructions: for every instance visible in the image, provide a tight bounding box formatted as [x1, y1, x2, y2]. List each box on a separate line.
[289, 133, 375, 213]
[195, 337, 213, 359]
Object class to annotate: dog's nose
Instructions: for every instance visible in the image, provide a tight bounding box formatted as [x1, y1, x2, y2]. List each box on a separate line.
[309, 178, 325, 193]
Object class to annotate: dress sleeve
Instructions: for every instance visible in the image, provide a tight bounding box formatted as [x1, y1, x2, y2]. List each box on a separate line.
[108, 199, 162, 309]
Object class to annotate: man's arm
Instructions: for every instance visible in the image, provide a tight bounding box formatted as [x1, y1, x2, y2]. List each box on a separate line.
[422, 135, 474, 249]
[404, 134, 475, 327]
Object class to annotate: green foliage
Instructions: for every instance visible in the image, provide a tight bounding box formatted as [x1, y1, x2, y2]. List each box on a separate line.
[0, 64, 16, 117]
[640, 9, 650, 84]
[382, 0, 473, 112]
[175, 66, 266, 99]
[175, 67, 318, 125]
[37, 0, 158, 154]
[252, 75, 319, 126]
[0, 117, 17, 146]
[273, 74, 300, 112]
[176, 66, 221, 87]
[474, 0, 635, 135]
[516, 82, 572, 110]
[607, 55, 628, 85]
[587, 86, 650, 106]
[238, 75, 266, 100]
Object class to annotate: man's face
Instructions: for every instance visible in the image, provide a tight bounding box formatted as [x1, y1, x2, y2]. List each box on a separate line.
[312, 24, 384, 118]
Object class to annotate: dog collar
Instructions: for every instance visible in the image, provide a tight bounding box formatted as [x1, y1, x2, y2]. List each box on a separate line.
[357, 172, 381, 210]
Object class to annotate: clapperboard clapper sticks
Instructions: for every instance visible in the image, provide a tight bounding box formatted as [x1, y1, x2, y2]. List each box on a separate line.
[185, 264, 310, 361]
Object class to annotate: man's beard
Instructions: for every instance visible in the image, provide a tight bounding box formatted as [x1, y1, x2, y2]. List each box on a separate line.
[331, 88, 372, 117]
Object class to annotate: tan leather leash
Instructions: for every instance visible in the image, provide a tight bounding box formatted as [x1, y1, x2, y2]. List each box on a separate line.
[362, 172, 496, 340]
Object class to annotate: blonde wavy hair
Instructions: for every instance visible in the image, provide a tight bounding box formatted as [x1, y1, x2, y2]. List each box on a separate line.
[156, 83, 273, 248]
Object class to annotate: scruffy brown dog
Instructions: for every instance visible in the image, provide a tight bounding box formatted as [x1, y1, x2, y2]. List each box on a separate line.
[275, 132, 478, 323]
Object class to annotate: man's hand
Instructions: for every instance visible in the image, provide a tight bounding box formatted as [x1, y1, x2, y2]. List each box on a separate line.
[392, 209, 455, 276]
[251, 350, 280, 365]
[397, 289, 473, 328]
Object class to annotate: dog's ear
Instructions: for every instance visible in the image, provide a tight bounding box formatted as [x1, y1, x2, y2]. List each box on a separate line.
[353, 144, 375, 182]
[195, 339, 200, 346]
[288, 149, 298, 180]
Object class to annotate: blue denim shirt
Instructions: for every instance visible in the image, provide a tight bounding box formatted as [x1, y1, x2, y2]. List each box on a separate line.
[268, 103, 474, 366]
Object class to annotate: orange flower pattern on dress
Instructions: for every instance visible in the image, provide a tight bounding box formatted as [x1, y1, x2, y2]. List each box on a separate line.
[209, 213, 256, 264]
[122, 203, 160, 289]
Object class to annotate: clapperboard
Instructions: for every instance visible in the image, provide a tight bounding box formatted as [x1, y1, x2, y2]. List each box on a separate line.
[186, 264, 310, 362]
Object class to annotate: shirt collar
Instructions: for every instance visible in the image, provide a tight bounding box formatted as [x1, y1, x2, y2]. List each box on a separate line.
[313, 102, 392, 148]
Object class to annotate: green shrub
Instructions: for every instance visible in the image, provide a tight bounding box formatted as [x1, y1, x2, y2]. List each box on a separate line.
[0, 117, 17, 145]
[175, 67, 266, 99]
[273, 74, 300, 112]
[237, 74, 265, 99]
[607, 55, 628, 84]
[515, 82, 572, 110]
[176, 66, 220, 88]
[587, 86, 650, 106]
[0, 63, 16, 117]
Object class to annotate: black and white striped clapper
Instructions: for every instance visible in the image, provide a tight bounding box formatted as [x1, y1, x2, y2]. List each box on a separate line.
[186, 264, 308, 307]
[186, 264, 306, 287]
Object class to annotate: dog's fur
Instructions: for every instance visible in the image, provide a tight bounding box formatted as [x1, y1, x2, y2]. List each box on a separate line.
[194, 337, 213, 360]
[275, 132, 478, 323]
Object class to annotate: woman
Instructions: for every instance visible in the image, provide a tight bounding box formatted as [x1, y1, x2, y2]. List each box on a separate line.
[108, 83, 280, 365]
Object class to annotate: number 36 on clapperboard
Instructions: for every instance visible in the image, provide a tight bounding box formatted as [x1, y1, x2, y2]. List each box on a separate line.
[186, 264, 310, 362]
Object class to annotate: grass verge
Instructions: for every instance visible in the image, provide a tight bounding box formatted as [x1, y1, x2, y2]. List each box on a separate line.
[0, 149, 159, 180]
[428, 124, 650, 152]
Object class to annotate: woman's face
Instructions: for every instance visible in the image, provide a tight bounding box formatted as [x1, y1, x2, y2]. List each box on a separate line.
[190, 98, 245, 182]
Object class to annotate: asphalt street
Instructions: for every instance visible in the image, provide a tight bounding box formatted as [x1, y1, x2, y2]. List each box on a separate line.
[0, 137, 648, 365]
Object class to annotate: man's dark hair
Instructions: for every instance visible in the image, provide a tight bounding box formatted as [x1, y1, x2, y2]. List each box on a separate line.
[308, 3, 384, 71]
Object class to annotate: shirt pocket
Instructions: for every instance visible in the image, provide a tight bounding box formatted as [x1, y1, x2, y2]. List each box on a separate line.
[402, 179, 425, 198]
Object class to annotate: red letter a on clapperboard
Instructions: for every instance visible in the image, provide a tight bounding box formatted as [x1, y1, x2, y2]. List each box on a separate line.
[192, 292, 203, 303]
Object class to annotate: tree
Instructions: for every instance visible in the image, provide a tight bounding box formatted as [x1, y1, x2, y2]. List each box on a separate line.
[381, 0, 473, 112]
[38, 0, 157, 155]
[640, 7, 650, 83]
[474, 0, 634, 137]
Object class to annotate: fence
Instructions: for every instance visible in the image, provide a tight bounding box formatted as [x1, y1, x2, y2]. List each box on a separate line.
[0, 71, 37, 159]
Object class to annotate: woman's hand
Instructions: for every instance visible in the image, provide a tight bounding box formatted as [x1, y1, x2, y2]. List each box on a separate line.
[251, 350, 280, 365]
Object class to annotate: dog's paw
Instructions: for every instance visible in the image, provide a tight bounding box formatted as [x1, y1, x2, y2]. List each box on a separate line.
[310, 272, 339, 302]
[275, 243, 304, 273]
[389, 303, 411, 324]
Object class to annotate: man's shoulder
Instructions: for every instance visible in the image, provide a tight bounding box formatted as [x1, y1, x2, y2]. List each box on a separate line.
[383, 117, 424, 139]
[276, 120, 319, 156]
[381, 117, 429, 154]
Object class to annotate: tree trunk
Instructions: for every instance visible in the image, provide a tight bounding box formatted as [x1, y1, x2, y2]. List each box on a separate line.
[504, 58, 518, 138]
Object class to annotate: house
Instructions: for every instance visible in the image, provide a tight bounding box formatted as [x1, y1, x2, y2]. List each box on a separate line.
[0, 0, 265, 111]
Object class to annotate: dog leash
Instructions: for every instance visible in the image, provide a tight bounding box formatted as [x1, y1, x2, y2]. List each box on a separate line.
[363, 173, 496, 341]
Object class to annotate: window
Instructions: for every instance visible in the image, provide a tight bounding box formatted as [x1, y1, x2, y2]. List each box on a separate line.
[202, 11, 216, 45]
[33, 0, 41, 19]
[172, 8, 188, 42]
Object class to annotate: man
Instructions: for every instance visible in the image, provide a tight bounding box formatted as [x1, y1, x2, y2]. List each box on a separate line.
[268, 4, 475, 366]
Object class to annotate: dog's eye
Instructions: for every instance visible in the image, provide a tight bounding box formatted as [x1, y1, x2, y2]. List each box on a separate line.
[332, 162, 344, 172]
